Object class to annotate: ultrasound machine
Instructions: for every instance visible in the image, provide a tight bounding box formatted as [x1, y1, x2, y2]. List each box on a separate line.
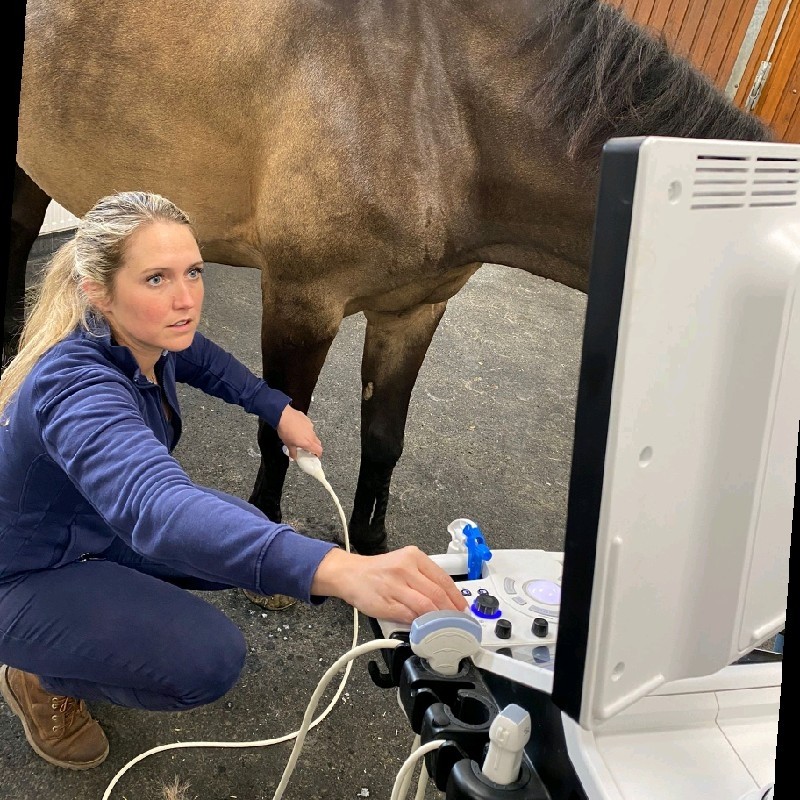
[368, 135, 797, 800]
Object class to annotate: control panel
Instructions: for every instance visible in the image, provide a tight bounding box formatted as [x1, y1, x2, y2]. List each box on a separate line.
[374, 547, 564, 672]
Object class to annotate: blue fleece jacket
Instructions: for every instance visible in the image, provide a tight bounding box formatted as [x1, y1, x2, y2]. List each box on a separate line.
[0, 318, 337, 599]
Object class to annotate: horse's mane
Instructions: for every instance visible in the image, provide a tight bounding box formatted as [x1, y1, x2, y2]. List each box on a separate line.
[527, 0, 773, 161]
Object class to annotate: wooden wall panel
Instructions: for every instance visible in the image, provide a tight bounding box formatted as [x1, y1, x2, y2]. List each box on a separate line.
[607, 0, 799, 142]
[661, 1, 693, 44]
[754, 0, 799, 140]
[609, 0, 761, 90]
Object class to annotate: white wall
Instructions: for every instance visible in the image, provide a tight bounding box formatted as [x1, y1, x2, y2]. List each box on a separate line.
[40, 201, 79, 235]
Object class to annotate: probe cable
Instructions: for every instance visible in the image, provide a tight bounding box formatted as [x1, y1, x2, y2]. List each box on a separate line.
[101, 459, 368, 800]
[390, 737, 447, 800]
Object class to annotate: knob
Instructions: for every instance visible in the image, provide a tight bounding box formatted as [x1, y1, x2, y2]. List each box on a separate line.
[532, 617, 548, 638]
[472, 593, 501, 619]
[495, 619, 512, 639]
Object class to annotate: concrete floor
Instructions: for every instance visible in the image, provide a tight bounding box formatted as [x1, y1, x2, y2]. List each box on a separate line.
[1, 245, 587, 800]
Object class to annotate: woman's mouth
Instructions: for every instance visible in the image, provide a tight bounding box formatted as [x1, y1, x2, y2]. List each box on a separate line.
[169, 319, 192, 328]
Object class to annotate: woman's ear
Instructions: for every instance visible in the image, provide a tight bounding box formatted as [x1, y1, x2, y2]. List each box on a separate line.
[82, 280, 110, 312]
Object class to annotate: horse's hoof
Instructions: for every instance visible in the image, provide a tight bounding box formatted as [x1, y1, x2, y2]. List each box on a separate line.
[241, 589, 297, 610]
[351, 537, 389, 556]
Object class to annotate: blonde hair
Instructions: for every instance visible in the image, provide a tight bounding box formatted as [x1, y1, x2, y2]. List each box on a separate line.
[0, 190, 195, 419]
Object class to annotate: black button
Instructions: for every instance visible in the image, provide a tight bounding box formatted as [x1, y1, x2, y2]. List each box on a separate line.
[495, 619, 512, 639]
[532, 617, 549, 638]
[475, 594, 500, 615]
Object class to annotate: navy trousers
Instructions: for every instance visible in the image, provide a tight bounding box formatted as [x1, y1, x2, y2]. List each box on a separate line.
[0, 538, 247, 711]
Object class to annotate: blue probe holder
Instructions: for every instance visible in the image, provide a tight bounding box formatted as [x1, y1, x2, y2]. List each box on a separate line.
[462, 522, 492, 580]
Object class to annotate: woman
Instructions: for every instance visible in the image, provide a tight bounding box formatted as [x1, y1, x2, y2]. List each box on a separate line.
[0, 190, 466, 770]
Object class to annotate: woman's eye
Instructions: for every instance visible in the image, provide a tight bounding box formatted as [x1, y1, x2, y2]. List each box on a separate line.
[188, 267, 204, 279]
[146, 275, 163, 286]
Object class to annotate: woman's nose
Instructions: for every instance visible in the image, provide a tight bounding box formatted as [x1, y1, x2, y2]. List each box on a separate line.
[173, 281, 198, 309]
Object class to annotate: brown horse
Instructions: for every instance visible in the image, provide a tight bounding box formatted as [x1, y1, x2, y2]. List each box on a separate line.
[11, 0, 771, 554]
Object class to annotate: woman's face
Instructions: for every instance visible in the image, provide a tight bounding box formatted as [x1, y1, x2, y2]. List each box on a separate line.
[94, 221, 205, 365]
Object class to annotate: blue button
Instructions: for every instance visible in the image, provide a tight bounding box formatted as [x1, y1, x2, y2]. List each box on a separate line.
[460, 588, 472, 597]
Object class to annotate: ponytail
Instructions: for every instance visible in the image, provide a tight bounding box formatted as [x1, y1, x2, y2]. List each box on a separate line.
[0, 238, 87, 419]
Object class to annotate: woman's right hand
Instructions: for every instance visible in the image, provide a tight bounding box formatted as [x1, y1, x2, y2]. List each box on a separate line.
[311, 545, 469, 624]
[276, 404, 323, 459]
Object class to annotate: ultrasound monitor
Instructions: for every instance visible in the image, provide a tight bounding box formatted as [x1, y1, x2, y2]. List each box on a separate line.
[552, 135, 798, 731]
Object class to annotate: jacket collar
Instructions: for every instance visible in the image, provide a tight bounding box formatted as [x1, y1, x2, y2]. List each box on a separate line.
[76, 315, 168, 383]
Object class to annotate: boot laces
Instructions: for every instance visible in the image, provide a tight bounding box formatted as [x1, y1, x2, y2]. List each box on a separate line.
[51, 695, 85, 732]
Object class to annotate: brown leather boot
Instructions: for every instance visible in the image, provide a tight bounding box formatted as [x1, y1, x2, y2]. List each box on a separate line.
[0, 664, 109, 769]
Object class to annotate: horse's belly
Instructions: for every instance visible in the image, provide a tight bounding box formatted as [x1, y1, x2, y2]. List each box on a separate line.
[18, 1, 477, 287]
[18, 3, 265, 253]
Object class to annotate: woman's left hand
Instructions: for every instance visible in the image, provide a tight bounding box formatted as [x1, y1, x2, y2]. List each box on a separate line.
[276, 405, 323, 459]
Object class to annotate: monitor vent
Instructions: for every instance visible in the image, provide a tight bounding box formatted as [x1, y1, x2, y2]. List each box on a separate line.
[691, 154, 799, 209]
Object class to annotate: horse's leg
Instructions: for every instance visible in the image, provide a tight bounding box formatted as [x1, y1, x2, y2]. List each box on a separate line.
[248, 299, 340, 524]
[3, 166, 51, 369]
[350, 301, 451, 555]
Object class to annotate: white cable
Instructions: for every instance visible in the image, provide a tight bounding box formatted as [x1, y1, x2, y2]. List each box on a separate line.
[396, 734, 421, 800]
[398, 733, 433, 800]
[101, 452, 363, 800]
[100, 609, 363, 800]
[412, 758, 430, 800]
[390, 739, 448, 800]
[271, 638, 403, 800]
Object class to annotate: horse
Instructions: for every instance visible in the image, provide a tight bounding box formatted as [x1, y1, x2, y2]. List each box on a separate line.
[10, 0, 771, 555]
